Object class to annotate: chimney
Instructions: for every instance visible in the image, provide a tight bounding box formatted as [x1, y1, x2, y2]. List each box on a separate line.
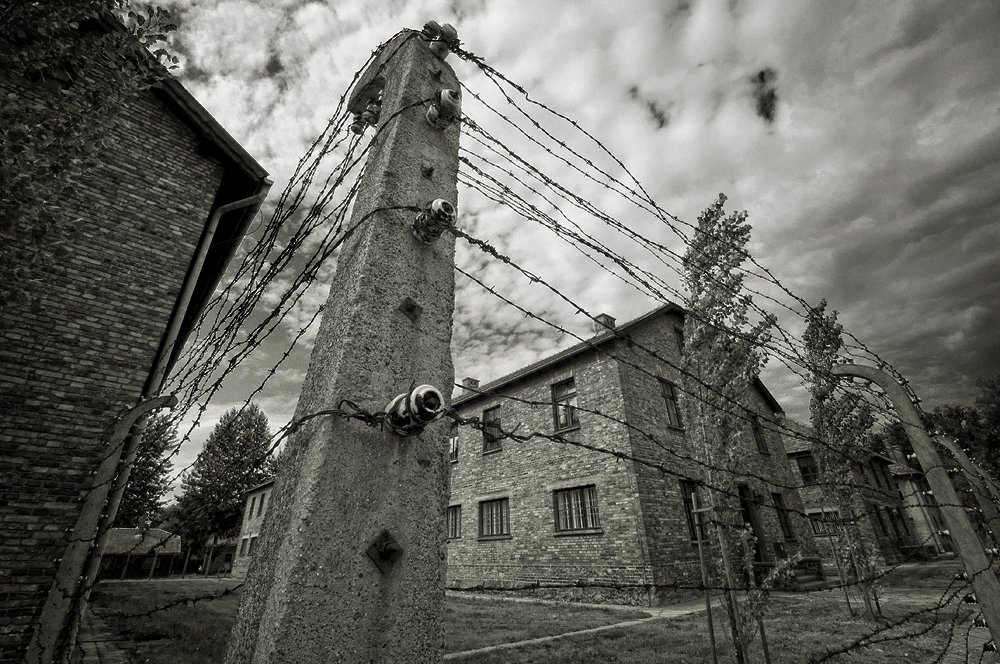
[462, 377, 480, 393]
[593, 313, 616, 335]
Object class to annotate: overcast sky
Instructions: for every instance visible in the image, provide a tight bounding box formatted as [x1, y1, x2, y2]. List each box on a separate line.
[159, 0, 1000, 482]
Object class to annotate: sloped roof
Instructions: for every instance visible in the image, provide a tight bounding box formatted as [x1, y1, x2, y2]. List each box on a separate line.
[452, 303, 784, 414]
[104, 528, 181, 555]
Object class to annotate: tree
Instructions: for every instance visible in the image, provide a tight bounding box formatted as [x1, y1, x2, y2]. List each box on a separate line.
[0, 1, 177, 316]
[681, 194, 777, 664]
[803, 301, 882, 620]
[176, 404, 273, 550]
[115, 413, 176, 528]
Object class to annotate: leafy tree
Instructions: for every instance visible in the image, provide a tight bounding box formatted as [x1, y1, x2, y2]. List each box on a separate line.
[0, 1, 177, 316]
[681, 194, 777, 664]
[115, 413, 176, 528]
[176, 404, 273, 550]
[803, 301, 882, 620]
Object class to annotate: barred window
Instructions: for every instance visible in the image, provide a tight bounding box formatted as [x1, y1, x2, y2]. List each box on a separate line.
[553, 485, 601, 532]
[807, 508, 840, 535]
[552, 379, 579, 431]
[479, 498, 510, 538]
[482, 406, 502, 452]
[447, 505, 461, 539]
[660, 379, 683, 429]
[751, 415, 769, 454]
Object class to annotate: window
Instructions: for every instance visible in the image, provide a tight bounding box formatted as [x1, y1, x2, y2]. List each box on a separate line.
[479, 498, 510, 538]
[553, 485, 601, 532]
[673, 327, 685, 353]
[660, 379, 683, 429]
[868, 501, 888, 536]
[794, 453, 820, 484]
[482, 406, 502, 453]
[552, 379, 579, 431]
[447, 505, 462, 539]
[248, 496, 257, 517]
[257, 492, 266, 517]
[680, 479, 705, 542]
[449, 424, 459, 463]
[248, 536, 259, 555]
[239, 538, 249, 556]
[807, 508, 840, 535]
[771, 492, 795, 541]
[751, 415, 769, 454]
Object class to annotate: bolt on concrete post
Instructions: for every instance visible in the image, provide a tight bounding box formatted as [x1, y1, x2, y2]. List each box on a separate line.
[224, 29, 461, 664]
[832, 364, 1000, 649]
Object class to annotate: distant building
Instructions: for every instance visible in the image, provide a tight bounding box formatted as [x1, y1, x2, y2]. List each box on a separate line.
[446, 304, 823, 605]
[232, 480, 275, 578]
[0, 17, 270, 660]
[98, 528, 182, 579]
[782, 421, 939, 565]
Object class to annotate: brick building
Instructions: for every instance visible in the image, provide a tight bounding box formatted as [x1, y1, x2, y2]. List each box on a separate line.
[446, 304, 821, 605]
[782, 422, 931, 565]
[0, 25, 269, 660]
[231, 480, 275, 578]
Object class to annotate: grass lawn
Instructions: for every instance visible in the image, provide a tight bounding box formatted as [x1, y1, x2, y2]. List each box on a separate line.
[89, 570, 974, 663]
[462, 591, 973, 663]
[88, 579, 649, 663]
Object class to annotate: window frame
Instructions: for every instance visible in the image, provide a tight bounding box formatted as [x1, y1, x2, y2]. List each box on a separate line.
[673, 326, 685, 354]
[447, 505, 462, 539]
[257, 492, 266, 517]
[482, 406, 502, 453]
[239, 537, 249, 556]
[552, 484, 601, 534]
[751, 415, 769, 454]
[794, 453, 821, 485]
[679, 479, 705, 543]
[449, 425, 459, 463]
[659, 379, 683, 430]
[478, 497, 511, 539]
[771, 492, 795, 541]
[806, 507, 840, 536]
[248, 495, 257, 518]
[551, 378, 580, 432]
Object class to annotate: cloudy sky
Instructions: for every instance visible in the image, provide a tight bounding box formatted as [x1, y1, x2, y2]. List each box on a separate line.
[159, 0, 1000, 480]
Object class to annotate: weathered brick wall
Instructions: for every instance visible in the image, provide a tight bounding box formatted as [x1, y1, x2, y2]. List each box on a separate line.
[616, 311, 820, 591]
[0, 74, 225, 659]
[448, 349, 655, 604]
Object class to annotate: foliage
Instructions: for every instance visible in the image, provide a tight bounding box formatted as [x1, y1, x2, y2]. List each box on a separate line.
[116, 413, 177, 528]
[803, 300, 883, 619]
[0, 1, 177, 316]
[680, 193, 777, 662]
[176, 404, 273, 549]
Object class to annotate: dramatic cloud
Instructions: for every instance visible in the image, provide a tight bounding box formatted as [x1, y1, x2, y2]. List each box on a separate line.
[161, 0, 1000, 458]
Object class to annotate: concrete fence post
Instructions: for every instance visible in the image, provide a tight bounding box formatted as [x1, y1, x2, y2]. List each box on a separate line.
[225, 27, 461, 664]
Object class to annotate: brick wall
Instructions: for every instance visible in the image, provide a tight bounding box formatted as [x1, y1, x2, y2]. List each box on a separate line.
[615, 311, 819, 592]
[447, 308, 822, 605]
[0, 73, 226, 659]
[448, 348, 655, 605]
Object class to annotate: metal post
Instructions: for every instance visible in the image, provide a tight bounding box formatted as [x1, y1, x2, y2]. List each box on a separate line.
[25, 394, 176, 664]
[225, 26, 461, 664]
[693, 495, 718, 664]
[832, 364, 1000, 644]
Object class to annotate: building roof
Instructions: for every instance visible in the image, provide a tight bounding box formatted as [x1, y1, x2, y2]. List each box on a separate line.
[452, 303, 784, 414]
[104, 528, 181, 555]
